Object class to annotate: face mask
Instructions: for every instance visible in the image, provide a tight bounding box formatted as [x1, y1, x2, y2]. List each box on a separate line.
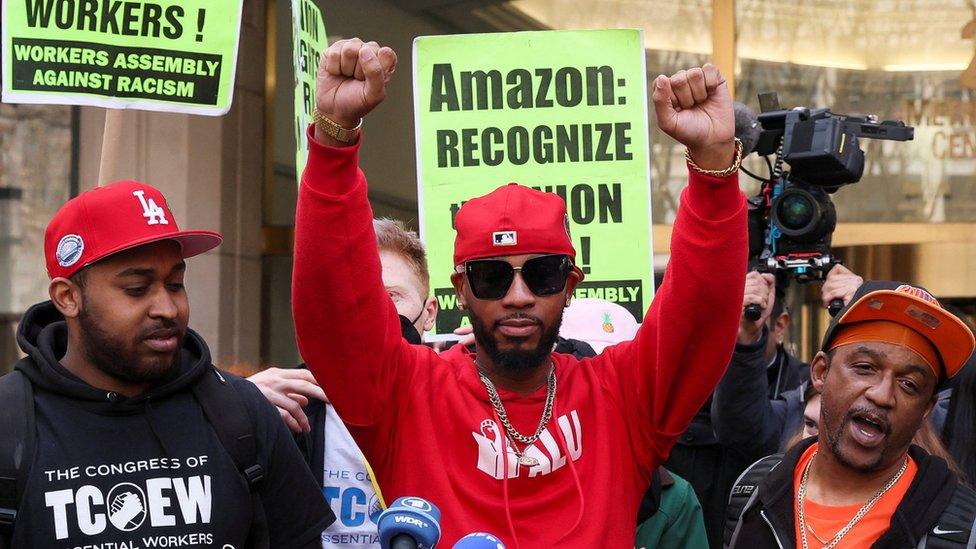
[398, 314, 423, 344]
[398, 300, 427, 345]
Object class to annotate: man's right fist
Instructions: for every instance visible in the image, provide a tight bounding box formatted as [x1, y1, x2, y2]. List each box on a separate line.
[739, 271, 776, 344]
[315, 38, 397, 144]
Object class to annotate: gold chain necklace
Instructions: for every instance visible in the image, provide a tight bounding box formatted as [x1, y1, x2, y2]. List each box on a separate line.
[476, 361, 556, 468]
[797, 451, 909, 549]
[806, 524, 829, 545]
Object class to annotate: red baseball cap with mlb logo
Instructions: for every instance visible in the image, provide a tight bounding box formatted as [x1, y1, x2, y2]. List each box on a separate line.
[453, 183, 583, 279]
[821, 280, 976, 380]
[44, 180, 223, 279]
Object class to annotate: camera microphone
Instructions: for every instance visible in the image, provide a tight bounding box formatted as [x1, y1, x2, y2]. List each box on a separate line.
[734, 101, 761, 157]
[377, 497, 442, 549]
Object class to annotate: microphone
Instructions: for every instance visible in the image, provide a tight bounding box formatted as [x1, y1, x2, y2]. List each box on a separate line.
[453, 532, 507, 549]
[734, 101, 761, 157]
[377, 497, 442, 549]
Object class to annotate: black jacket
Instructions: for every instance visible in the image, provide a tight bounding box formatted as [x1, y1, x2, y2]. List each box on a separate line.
[728, 438, 964, 549]
[666, 328, 806, 548]
[10, 301, 333, 549]
[712, 328, 809, 461]
[296, 386, 329, 488]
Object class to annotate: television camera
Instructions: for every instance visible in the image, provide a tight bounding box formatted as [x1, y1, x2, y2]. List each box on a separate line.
[743, 92, 914, 319]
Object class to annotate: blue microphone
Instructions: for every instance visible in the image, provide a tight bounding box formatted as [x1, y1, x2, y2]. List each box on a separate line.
[377, 496, 442, 549]
[452, 532, 506, 549]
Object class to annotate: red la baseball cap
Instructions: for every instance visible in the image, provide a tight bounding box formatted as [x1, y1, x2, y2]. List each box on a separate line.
[44, 180, 223, 279]
[453, 183, 583, 279]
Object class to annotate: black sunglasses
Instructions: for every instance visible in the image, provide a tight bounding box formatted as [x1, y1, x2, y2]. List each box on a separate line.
[457, 254, 573, 300]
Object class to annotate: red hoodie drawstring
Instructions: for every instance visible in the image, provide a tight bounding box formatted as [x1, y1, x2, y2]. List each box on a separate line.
[552, 396, 585, 544]
[492, 407, 521, 549]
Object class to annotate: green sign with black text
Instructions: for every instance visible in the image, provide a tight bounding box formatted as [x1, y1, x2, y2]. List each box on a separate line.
[2, 0, 243, 115]
[413, 29, 654, 338]
[291, 0, 326, 181]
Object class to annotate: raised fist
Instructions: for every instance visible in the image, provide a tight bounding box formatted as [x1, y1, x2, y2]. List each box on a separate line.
[315, 38, 397, 142]
[652, 64, 735, 171]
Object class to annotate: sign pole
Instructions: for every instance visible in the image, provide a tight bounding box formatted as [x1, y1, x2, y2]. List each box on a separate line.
[97, 109, 123, 187]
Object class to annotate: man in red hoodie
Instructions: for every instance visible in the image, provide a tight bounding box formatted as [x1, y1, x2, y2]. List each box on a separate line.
[293, 38, 747, 547]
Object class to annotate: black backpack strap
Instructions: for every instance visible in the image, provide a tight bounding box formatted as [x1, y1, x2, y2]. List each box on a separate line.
[0, 367, 36, 539]
[919, 483, 976, 549]
[725, 453, 784, 548]
[636, 467, 666, 525]
[192, 367, 268, 549]
[192, 367, 264, 489]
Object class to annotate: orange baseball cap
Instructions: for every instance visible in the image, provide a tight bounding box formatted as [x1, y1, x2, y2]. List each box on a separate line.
[821, 281, 975, 379]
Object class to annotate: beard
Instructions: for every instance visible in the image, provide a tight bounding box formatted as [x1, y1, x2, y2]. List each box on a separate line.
[822, 396, 895, 473]
[77, 306, 182, 385]
[471, 310, 563, 375]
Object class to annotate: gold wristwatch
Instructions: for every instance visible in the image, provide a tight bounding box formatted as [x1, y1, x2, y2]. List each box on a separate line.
[312, 108, 363, 143]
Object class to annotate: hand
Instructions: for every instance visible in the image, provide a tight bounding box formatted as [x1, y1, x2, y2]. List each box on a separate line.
[109, 492, 144, 529]
[315, 38, 397, 144]
[652, 64, 735, 170]
[739, 272, 776, 345]
[432, 325, 476, 354]
[821, 264, 863, 309]
[454, 325, 475, 348]
[249, 367, 329, 433]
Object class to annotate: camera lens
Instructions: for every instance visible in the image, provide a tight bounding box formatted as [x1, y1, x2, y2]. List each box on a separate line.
[777, 192, 815, 231]
[771, 185, 836, 243]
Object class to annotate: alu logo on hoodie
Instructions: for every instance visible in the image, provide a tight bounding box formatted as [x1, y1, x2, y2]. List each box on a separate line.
[471, 411, 582, 480]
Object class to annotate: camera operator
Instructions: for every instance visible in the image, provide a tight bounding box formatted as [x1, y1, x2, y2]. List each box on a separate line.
[664, 274, 791, 546]
[712, 264, 863, 462]
[667, 264, 862, 547]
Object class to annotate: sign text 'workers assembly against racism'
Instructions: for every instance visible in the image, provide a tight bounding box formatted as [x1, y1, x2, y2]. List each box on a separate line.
[2, 0, 244, 115]
[413, 29, 654, 337]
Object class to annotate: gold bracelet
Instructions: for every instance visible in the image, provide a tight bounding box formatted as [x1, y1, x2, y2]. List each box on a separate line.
[685, 138, 743, 177]
[312, 108, 363, 143]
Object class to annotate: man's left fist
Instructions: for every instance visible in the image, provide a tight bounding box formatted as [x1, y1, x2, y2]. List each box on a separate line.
[651, 64, 735, 171]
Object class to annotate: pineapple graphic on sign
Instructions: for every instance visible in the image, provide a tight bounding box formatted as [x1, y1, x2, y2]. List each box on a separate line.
[602, 312, 615, 334]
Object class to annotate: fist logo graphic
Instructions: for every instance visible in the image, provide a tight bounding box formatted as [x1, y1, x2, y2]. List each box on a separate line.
[480, 419, 498, 441]
[106, 484, 148, 531]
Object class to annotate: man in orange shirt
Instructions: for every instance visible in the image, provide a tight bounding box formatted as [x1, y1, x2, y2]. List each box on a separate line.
[726, 281, 976, 548]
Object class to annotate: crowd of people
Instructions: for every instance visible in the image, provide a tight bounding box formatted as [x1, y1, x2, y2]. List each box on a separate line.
[2, 37, 976, 549]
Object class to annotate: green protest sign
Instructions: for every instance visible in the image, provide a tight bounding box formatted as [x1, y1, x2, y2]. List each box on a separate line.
[291, 0, 326, 180]
[2, 0, 243, 115]
[413, 29, 653, 338]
